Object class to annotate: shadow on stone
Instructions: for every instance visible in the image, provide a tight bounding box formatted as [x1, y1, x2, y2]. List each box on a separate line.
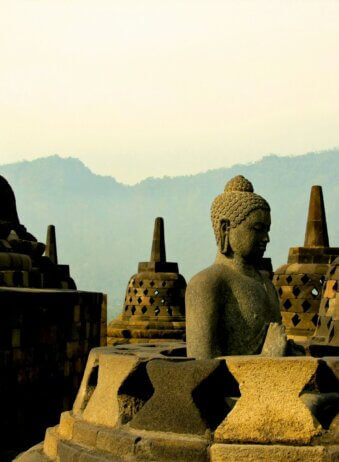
[118, 362, 154, 424]
[192, 360, 240, 430]
[300, 361, 339, 429]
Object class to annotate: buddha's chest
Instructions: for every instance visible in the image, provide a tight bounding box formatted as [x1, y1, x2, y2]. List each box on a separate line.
[222, 274, 281, 329]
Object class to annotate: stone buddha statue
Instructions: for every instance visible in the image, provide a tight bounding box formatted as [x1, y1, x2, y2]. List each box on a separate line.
[186, 175, 283, 359]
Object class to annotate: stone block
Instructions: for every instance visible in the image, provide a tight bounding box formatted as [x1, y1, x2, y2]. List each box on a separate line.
[73, 348, 103, 414]
[43, 425, 59, 459]
[210, 443, 339, 462]
[215, 357, 322, 444]
[57, 440, 81, 462]
[59, 411, 75, 440]
[134, 433, 209, 462]
[74, 305, 81, 322]
[96, 428, 139, 457]
[78, 450, 112, 462]
[73, 420, 99, 447]
[130, 358, 232, 434]
[82, 352, 142, 427]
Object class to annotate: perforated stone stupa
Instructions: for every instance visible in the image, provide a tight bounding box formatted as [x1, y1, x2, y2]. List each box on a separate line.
[311, 256, 339, 353]
[107, 217, 186, 345]
[273, 186, 339, 342]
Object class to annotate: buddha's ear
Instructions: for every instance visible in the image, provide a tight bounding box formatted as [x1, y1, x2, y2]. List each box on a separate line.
[219, 219, 230, 255]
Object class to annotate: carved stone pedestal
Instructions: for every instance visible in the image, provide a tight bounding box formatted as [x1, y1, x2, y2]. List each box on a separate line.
[16, 345, 339, 462]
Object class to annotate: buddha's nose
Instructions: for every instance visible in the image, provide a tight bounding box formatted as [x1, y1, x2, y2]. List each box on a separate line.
[262, 232, 270, 243]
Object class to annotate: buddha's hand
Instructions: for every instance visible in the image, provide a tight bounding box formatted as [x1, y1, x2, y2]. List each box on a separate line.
[261, 322, 288, 357]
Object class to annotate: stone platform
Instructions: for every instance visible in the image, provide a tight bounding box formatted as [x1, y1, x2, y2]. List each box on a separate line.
[0, 287, 106, 458]
[16, 343, 339, 462]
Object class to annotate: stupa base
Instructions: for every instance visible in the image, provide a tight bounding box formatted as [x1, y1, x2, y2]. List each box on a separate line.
[15, 344, 339, 462]
[15, 420, 339, 462]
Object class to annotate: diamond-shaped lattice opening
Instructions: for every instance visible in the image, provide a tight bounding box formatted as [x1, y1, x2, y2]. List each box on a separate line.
[329, 265, 336, 275]
[311, 313, 319, 326]
[134, 289, 138, 295]
[278, 288, 283, 296]
[283, 299, 292, 310]
[325, 299, 330, 310]
[167, 307, 173, 316]
[286, 275, 293, 284]
[125, 306, 128, 312]
[276, 275, 280, 281]
[162, 281, 167, 287]
[137, 297, 142, 304]
[154, 307, 160, 316]
[302, 300, 311, 312]
[150, 280, 155, 287]
[129, 297, 133, 302]
[128, 288, 131, 294]
[333, 281, 338, 291]
[131, 306, 136, 315]
[327, 318, 332, 328]
[292, 314, 301, 326]
[149, 297, 154, 305]
[293, 286, 301, 297]
[142, 306, 147, 314]
[131, 279, 135, 286]
[301, 274, 310, 284]
[143, 289, 148, 296]
[139, 280, 144, 287]
[329, 326, 335, 343]
[154, 289, 159, 295]
[311, 287, 319, 297]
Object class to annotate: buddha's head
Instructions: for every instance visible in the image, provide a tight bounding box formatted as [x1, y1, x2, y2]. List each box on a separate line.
[211, 175, 271, 263]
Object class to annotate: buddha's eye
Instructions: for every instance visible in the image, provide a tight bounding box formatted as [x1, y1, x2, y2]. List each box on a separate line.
[253, 223, 268, 232]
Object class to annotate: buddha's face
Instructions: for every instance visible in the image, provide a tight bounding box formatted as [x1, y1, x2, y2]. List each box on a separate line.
[227, 208, 271, 263]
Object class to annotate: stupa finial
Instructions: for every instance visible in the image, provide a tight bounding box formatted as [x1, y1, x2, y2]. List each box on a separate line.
[150, 217, 166, 262]
[304, 185, 329, 247]
[45, 224, 58, 264]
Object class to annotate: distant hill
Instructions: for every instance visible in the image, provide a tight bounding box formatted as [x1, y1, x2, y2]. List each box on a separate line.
[0, 150, 338, 320]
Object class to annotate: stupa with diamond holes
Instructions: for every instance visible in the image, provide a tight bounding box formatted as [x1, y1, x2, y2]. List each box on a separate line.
[107, 217, 186, 345]
[273, 185, 339, 343]
[311, 256, 339, 354]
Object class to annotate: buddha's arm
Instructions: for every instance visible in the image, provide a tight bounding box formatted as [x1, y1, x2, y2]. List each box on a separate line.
[185, 272, 221, 359]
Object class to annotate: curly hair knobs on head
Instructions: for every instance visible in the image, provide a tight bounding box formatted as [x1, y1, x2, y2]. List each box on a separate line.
[210, 175, 270, 244]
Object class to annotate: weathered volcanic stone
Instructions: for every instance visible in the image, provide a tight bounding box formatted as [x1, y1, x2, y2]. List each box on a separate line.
[215, 356, 324, 444]
[130, 358, 232, 434]
[210, 444, 339, 462]
[108, 217, 186, 345]
[81, 353, 152, 427]
[273, 185, 339, 342]
[186, 175, 282, 358]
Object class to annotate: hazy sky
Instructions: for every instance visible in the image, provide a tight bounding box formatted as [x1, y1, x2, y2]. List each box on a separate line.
[1, 0, 339, 184]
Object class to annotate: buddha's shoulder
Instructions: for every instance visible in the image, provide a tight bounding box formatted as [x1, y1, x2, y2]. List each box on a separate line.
[187, 264, 234, 291]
